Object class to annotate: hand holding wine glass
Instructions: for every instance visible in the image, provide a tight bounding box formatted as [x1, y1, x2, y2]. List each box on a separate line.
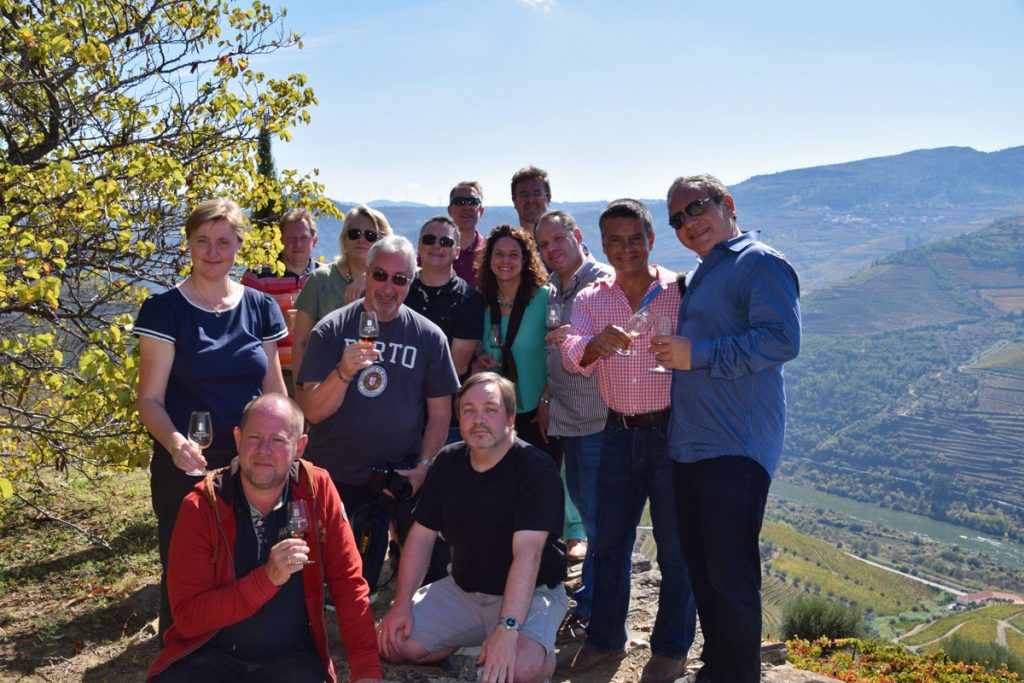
[614, 310, 652, 356]
[545, 298, 563, 350]
[185, 410, 212, 476]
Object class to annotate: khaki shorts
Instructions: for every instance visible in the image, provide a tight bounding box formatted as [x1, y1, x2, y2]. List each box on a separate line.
[409, 576, 568, 655]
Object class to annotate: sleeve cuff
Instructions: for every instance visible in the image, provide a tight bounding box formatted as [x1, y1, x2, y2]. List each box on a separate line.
[690, 339, 712, 370]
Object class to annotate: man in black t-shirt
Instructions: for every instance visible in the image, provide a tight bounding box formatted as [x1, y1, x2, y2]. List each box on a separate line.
[406, 216, 483, 381]
[378, 373, 568, 683]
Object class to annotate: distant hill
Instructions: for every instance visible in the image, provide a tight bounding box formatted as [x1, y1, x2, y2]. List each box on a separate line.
[780, 216, 1024, 543]
[312, 146, 1024, 292]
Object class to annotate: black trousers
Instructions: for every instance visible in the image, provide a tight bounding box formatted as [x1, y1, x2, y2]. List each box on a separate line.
[151, 442, 235, 638]
[335, 478, 450, 594]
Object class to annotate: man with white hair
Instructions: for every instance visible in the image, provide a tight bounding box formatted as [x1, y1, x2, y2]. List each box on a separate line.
[297, 235, 460, 595]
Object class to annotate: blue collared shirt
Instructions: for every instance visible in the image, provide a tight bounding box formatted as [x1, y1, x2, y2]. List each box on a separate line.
[668, 231, 801, 478]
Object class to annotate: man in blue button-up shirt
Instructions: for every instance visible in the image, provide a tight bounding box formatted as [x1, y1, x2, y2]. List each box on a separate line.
[651, 174, 801, 683]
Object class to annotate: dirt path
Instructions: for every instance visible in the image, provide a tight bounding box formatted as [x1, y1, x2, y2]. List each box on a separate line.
[996, 615, 1024, 648]
[905, 622, 966, 652]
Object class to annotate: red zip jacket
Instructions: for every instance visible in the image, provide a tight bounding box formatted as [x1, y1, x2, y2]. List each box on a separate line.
[146, 458, 382, 682]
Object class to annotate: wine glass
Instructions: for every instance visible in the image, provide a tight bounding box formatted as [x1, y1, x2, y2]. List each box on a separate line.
[287, 500, 315, 565]
[486, 322, 503, 366]
[186, 411, 212, 476]
[545, 297, 563, 350]
[614, 310, 651, 356]
[648, 315, 674, 373]
[358, 310, 379, 344]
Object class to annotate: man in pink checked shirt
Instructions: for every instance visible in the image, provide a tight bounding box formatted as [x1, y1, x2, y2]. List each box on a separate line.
[554, 199, 696, 683]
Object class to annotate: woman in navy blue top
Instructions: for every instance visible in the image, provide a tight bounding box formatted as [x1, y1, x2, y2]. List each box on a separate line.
[134, 198, 287, 635]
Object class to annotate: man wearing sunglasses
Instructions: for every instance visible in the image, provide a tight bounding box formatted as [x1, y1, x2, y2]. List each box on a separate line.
[651, 174, 801, 683]
[407, 217, 483, 382]
[297, 235, 460, 596]
[448, 181, 486, 288]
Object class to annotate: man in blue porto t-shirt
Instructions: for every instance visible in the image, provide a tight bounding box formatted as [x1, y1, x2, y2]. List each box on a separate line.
[297, 234, 459, 595]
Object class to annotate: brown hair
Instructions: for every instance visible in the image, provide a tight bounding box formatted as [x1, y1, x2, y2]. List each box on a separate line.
[474, 225, 547, 307]
[185, 198, 247, 240]
[279, 208, 317, 236]
[510, 165, 551, 199]
[457, 371, 517, 417]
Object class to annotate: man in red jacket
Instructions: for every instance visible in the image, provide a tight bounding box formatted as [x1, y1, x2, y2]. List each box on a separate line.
[146, 394, 383, 683]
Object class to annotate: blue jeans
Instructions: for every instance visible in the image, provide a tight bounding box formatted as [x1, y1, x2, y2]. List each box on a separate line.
[673, 456, 771, 683]
[585, 419, 696, 658]
[561, 431, 603, 619]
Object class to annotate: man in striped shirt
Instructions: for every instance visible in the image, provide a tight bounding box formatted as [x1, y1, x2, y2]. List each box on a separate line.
[533, 209, 612, 644]
[556, 199, 696, 683]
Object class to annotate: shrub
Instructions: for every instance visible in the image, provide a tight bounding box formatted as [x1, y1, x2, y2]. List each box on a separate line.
[941, 635, 1024, 675]
[782, 594, 864, 640]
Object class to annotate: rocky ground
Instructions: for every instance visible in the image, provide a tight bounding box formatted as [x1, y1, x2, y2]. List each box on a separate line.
[69, 552, 842, 682]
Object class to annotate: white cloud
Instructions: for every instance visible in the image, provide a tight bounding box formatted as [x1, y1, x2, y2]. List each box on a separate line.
[518, 0, 554, 13]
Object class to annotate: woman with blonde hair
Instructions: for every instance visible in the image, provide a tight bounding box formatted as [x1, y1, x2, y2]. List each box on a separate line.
[134, 198, 287, 635]
[290, 205, 392, 402]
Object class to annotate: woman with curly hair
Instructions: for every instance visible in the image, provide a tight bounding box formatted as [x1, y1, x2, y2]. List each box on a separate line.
[290, 205, 392, 404]
[475, 224, 561, 464]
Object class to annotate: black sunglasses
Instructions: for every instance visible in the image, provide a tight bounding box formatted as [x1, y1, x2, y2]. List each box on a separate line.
[450, 196, 482, 207]
[371, 269, 410, 287]
[421, 234, 456, 248]
[669, 196, 719, 230]
[347, 228, 379, 242]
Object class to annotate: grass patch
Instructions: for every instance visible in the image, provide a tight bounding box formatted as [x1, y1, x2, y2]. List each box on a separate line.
[0, 469, 160, 680]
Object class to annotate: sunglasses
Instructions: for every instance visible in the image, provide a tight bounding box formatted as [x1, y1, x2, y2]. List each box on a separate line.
[371, 269, 411, 287]
[347, 228, 379, 242]
[420, 234, 456, 248]
[669, 196, 719, 230]
[450, 196, 482, 207]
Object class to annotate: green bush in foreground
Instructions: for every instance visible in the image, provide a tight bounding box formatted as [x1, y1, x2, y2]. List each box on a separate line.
[783, 594, 864, 640]
[942, 635, 1024, 675]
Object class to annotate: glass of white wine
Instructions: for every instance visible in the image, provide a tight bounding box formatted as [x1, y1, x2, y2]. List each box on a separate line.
[545, 297, 563, 350]
[648, 315, 674, 372]
[614, 310, 651, 356]
[186, 410, 212, 477]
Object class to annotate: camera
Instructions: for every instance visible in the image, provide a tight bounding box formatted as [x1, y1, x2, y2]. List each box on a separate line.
[369, 464, 413, 502]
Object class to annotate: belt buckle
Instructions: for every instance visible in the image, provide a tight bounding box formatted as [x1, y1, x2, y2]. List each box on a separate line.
[618, 411, 633, 429]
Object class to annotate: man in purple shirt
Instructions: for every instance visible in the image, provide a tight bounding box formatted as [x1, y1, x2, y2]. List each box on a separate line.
[448, 181, 486, 288]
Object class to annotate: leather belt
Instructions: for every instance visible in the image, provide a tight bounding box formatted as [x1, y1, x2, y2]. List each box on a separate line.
[607, 408, 670, 430]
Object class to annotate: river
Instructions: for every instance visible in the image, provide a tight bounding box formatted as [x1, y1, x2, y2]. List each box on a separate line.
[770, 479, 1024, 569]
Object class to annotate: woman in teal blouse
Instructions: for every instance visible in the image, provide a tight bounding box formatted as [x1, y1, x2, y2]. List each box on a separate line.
[475, 225, 560, 465]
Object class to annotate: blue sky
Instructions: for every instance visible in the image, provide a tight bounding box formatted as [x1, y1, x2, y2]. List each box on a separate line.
[264, 0, 1024, 205]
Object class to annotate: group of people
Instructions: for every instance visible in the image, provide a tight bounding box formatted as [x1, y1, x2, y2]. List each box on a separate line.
[135, 166, 801, 683]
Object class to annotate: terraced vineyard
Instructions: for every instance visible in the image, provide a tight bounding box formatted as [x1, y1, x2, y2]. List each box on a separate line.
[760, 519, 947, 634]
[781, 217, 1024, 543]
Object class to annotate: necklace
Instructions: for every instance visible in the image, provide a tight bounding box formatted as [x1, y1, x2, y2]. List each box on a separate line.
[497, 297, 514, 309]
[190, 277, 230, 317]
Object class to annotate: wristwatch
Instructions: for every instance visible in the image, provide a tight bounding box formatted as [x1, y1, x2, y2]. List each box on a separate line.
[501, 615, 521, 632]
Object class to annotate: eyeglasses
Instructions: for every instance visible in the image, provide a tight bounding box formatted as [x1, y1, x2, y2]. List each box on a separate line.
[450, 196, 482, 207]
[669, 197, 719, 230]
[420, 234, 456, 248]
[347, 228, 379, 242]
[370, 269, 411, 287]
